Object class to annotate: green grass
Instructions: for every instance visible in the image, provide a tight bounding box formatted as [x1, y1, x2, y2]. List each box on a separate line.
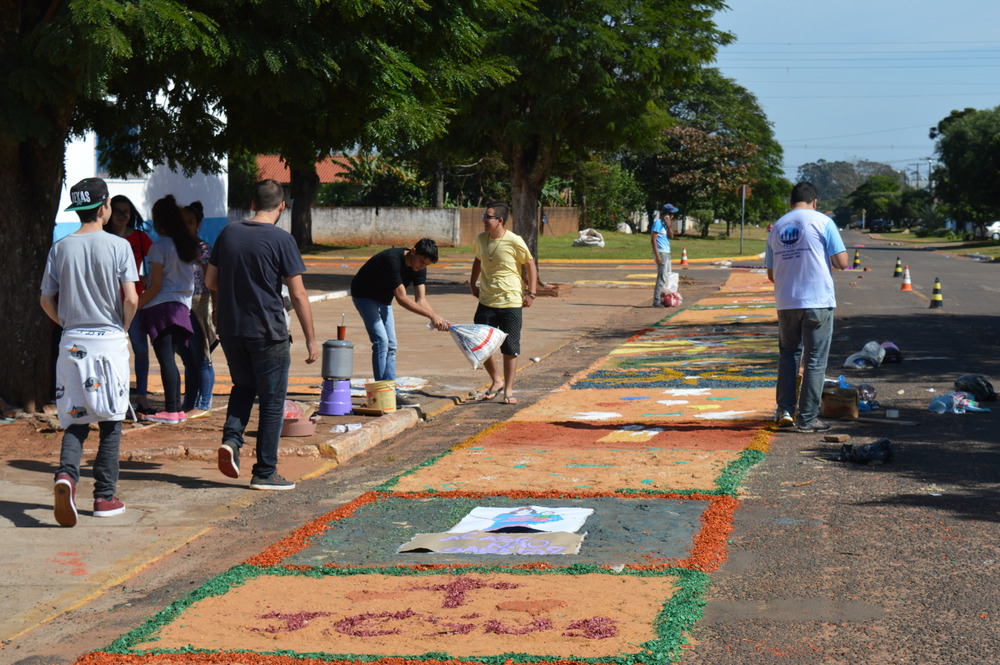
[302, 226, 769, 262]
[533, 226, 769, 261]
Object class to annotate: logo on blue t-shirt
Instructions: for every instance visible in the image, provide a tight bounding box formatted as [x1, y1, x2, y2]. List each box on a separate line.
[778, 222, 802, 246]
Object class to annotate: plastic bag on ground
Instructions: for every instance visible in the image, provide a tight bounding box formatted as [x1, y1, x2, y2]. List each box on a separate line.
[283, 399, 304, 419]
[661, 292, 682, 307]
[954, 374, 997, 402]
[843, 340, 886, 368]
[881, 341, 903, 363]
[928, 391, 991, 414]
[449, 324, 508, 370]
[572, 228, 605, 248]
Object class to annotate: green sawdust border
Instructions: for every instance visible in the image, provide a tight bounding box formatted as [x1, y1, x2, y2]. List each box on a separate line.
[95, 564, 710, 665]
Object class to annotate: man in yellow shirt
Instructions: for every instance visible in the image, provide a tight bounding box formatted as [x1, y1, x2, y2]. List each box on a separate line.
[469, 202, 538, 404]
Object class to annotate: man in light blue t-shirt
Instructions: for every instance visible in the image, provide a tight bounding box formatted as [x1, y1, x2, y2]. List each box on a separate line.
[765, 182, 849, 433]
[650, 203, 677, 306]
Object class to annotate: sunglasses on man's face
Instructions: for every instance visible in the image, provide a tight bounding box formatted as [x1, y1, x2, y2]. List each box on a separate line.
[482, 214, 501, 221]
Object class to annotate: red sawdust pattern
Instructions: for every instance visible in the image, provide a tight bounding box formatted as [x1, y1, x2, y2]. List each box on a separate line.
[80, 651, 614, 665]
[77, 655, 624, 665]
[475, 421, 761, 451]
[247, 490, 736, 573]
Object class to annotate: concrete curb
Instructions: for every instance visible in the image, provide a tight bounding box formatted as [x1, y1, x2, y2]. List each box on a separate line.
[316, 407, 419, 464]
[115, 407, 422, 466]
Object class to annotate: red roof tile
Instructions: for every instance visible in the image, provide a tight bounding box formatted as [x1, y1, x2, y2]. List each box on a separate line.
[256, 155, 351, 184]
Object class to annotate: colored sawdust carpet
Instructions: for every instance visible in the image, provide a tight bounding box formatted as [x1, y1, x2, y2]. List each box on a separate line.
[383, 421, 766, 494]
[77, 268, 783, 665]
[510, 387, 773, 423]
[86, 566, 715, 665]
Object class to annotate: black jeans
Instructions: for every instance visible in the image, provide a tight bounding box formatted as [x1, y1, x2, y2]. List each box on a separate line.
[219, 337, 291, 479]
[151, 327, 186, 412]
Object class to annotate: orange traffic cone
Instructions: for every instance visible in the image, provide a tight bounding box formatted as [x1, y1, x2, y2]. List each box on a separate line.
[900, 265, 912, 291]
[680, 248, 689, 267]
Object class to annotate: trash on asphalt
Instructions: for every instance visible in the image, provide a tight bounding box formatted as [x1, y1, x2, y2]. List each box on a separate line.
[881, 341, 903, 363]
[572, 228, 605, 247]
[953, 374, 997, 402]
[827, 375, 879, 414]
[830, 437, 894, 464]
[843, 340, 886, 368]
[928, 391, 991, 413]
[330, 423, 363, 433]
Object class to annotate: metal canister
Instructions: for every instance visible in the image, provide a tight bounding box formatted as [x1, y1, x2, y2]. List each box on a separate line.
[322, 339, 354, 380]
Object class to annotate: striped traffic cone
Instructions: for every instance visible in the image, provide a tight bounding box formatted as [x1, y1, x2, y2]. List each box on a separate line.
[929, 277, 944, 308]
[680, 248, 689, 267]
[852, 249, 861, 270]
[900, 265, 913, 291]
[892, 257, 902, 278]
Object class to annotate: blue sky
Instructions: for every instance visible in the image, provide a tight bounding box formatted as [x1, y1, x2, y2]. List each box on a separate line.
[712, 1, 1000, 183]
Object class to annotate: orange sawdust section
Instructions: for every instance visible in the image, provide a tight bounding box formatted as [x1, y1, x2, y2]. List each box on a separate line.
[390, 422, 754, 494]
[717, 270, 774, 294]
[509, 388, 773, 423]
[391, 445, 740, 494]
[248, 490, 735, 572]
[455, 422, 763, 451]
[127, 572, 677, 658]
[693, 295, 775, 307]
[664, 307, 776, 325]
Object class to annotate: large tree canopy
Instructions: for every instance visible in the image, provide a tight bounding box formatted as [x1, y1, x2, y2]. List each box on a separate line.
[0, 0, 523, 409]
[796, 159, 901, 205]
[432, 0, 731, 258]
[932, 105, 1000, 226]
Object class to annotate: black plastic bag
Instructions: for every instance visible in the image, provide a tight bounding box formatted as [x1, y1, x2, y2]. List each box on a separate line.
[954, 374, 997, 402]
[830, 437, 894, 464]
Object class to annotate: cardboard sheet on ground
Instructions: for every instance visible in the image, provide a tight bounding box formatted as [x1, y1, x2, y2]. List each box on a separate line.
[398, 530, 585, 555]
[449, 505, 593, 533]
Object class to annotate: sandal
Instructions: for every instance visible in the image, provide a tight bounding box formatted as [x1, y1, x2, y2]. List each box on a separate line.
[501, 395, 518, 405]
[480, 384, 505, 401]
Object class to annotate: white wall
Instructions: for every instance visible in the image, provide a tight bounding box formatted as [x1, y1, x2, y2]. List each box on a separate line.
[55, 132, 228, 243]
[229, 206, 462, 247]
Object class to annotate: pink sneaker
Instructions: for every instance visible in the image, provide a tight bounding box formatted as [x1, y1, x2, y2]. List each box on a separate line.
[54, 473, 77, 527]
[145, 411, 187, 424]
[93, 496, 126, 517]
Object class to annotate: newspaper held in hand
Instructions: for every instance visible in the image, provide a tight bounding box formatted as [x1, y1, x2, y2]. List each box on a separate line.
[447, 324, 508, 369]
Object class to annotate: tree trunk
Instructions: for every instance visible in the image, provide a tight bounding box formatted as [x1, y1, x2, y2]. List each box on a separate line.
[506, 138, 556, 261]
[434, 161, 445, 208]
[289, 165, 319, 248]
[0, 133, 71, 410]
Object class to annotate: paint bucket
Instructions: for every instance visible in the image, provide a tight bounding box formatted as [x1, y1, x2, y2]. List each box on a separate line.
[365, 380, 396, 413]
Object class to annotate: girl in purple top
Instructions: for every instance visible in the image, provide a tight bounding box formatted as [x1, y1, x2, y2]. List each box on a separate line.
[137, 195, 198, 424]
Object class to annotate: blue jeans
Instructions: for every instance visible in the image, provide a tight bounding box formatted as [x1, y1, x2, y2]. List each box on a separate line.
[128, 316, 149, 396]
[776, 307, 834, 425]
[353, 296, 397, 382]
[58, 421, 122, 500]
[219, 337, 290, 479]
[181, 310, 215, 411]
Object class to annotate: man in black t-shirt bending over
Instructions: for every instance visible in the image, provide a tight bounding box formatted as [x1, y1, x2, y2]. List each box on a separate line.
[351, 238, 450, 407]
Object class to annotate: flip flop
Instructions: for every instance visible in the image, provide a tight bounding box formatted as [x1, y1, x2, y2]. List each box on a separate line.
[479, 385, 504, 401]
[501, 395, 518, 405]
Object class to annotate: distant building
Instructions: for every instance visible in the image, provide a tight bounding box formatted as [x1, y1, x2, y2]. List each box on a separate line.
[55, 132, 228, 244]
